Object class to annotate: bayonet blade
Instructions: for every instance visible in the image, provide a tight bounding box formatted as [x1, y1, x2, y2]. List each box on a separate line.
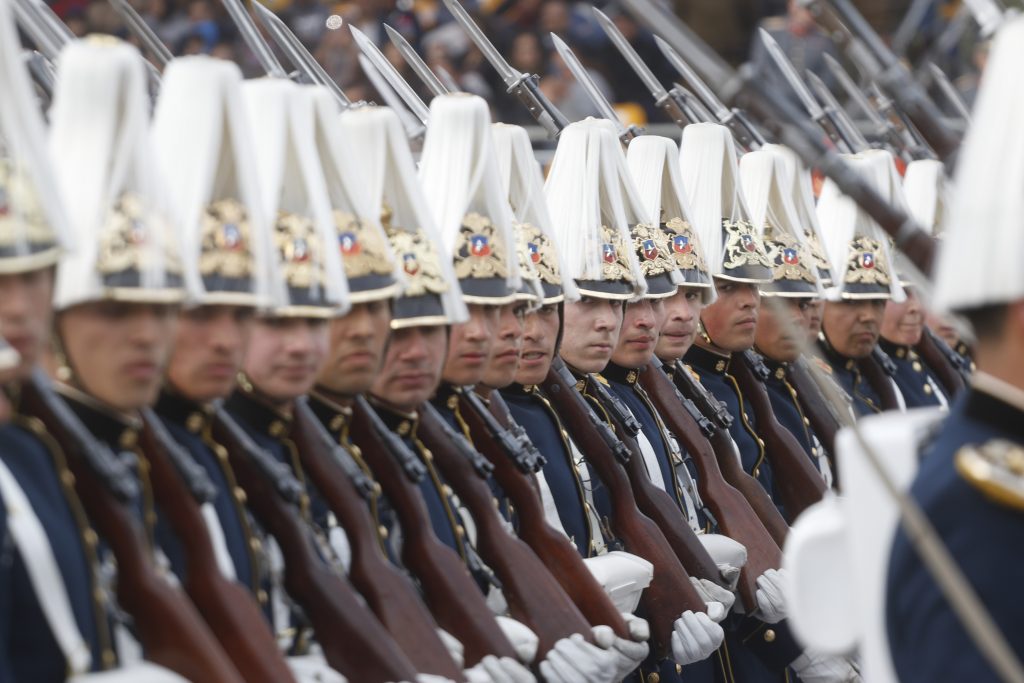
[218, 0, 288, 78]
[108, 0, 173, 67]
[384, 24, 450, 97]
[441, 0, 519, 86]
[805, 69, 870, 151]
[758, 28, 825, 121]
[357, 54, 426, 142]
[927, 62, 971, 122]
[552, 34, 636, 141]
[654, 34, 730, 121]
[253, 3, 351, 106]
[435, 66, 460, 93]
[592, 8, 669, 103]
[824, 53, 886, 127]
[11, 0, 63, 61]
[351, 26, 431, 124]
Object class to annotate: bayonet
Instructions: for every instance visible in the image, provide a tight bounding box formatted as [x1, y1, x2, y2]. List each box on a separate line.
[108, 0, 173, 67]
[655, 34, 766, 148]
[867, 81, 931, 156]
[22, 50, 54, 102]
[218, 0, 288, 79]
[551, 34, 640, 143]
[383, 24, 450, 97]
[927, 63, 972, 123]
[442, 0, 567, 137]
[434, 66, 460, 94]
[805, 70, 870, 152]
[253, 3, 352, 107]
[759, 28, 851, 152]
[357, 54, 426, 143]
[674, 84, 714, 123]
[351, 26, 430, 124]
[11, 0, 68, 60]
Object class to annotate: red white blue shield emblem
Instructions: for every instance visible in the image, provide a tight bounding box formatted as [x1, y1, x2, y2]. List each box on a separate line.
[672, 235, 691, 254]
[642, 239, 658, 261]
[741, 234, 756, 252]
[782, 248, 799, 265]
[528, 242, 541, 263]
[221, 223, 242, 250]
[602, 243, 616, 264]
[402, 252, 420, 275]
[860, 252, 876, 269]
[339, 232, 360, 255]
[291, 238, 310, 262]
[470, 234, 491, 257]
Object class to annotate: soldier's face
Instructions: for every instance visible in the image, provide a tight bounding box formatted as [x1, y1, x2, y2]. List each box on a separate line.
[560, 296, 624, 373]
[0, 268, 54, 379]
[656, 287, 704, 361]
[805, 298, 824, 342]
[823, 300, 884, 358]
[699, 280, 760, 352]
[881, 287, 925, 346]
[442, 304, 500, 387]
[611, 299, 665, 370]
[165, 305, 254, 403]
[318, 300, 393, 398]
[515, 304, 561, 386]
[371, 325, 448, 412]
[243, 316, 329, 405]
[57, 301, 178, 412]
[925, 310, 959, 348]
[755, 298, 808, 363]
[482, 302, 527, 390]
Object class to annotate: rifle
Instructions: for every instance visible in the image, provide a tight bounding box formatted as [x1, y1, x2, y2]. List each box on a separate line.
[465, 390, 632, 639]
[289, 400, 463, 679]
[138, 410, 298, 683]
[540, 358, 707, 659]
[915, 327, 968, 397]
[417, 400, 595, 657]
[784, 357, 845, 483]
[636, 359, 782, 610]
[348, 397, 518, 666]
[860, 348, 903, 412]
[210, 408, 419, 683]
[581, 375, 723, 584]
[729, 352, 826, 520]
[668, 360, 791, 547]
[17, 372, 245, 683]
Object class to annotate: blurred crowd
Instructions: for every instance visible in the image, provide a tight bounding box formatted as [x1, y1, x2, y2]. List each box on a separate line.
[39, 0, 983, 127]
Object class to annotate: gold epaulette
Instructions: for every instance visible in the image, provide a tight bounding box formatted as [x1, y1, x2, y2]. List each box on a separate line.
[955, 440, 1024, 511]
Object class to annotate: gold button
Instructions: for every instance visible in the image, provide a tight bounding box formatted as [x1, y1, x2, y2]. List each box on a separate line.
[234, 486, 247, 505]
[626, 370, 638, 384]
[250, 537, 263, 553]
[845, 360, 855, 371]
[84, 528, 99, 548]
[257, 589, 269, 604]
[803, 417, 810, 426]
[119, 430, 138, 449]
[647, 673, 661, 683]
[774, 368, 785, 380]
[715, 360, 726, 373]
[756, 438, 765, 448]
[912, 361, 922, 372]
[378, 525, 389, 539]
[447, 395, 459, 410]
[924, 384, 933, 394]
[186, 413, 204, 433]
[60, 470, 76, 487]
[397, 421, 411, 436]
[214, 445, 229, 462]
[676, 664, 683, 674]
[895, 348, 906, 358]
[456, 525, 466, 538]
[422, 449, 433, 462]
[442, 484, 453, 497]
[764, 629, 776, 642]
[329, 415, 345, 432]
[269, 421, 286, 438]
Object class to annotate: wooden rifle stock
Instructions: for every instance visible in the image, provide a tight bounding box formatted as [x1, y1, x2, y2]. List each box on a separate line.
[349, 398, 518, 666]
[915, 327, 967, 397]
[289, 401, 463, 680]
[669, 361, 791, 547]
[138, 411, 298, 683]
[583, 376, 723, 584]
[862, 348, 903, 411]
[636, 361, 782, 610]
[417, 400, 595, 656]
[541, 359, 706, 659]
[472, 392, 631, 639]
[210, 408, 418, 683]
[18, 373, 245, 683]
[729, 353, 826, 520]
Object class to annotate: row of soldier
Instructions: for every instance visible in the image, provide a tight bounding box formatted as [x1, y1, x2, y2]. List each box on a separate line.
[0, 0, 996, 680]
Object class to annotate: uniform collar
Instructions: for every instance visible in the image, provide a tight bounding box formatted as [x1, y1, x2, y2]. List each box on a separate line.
[879, 337, 915, 360]
[601, 361, 642, 385]
[817, 332, 859, 372]
[308, 387, 354, 434]
[757, 354, 790, 381]
[155, 388, 213, 434]
[684, 343, 732, 375]
[225, 389, 291, 440]
[368, 397, 419, 437]
[57, 383, 142, 450]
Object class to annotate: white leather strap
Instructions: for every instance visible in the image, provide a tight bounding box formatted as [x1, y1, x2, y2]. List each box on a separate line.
[0, 458, 92, 674]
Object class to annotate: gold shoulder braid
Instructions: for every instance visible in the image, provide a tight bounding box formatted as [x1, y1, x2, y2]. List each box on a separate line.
[516, 222, 562, 286]
[721, 219, 772, 271]
[387, 227, 449, 296]
[763, 230, 816, 284]
[663, 217, 708, 273]
[955, 440, 1024, 511]
[333, 210, 393, 278]
[199, 198, 254, 279]
[274, 211, 325, 290]
[844, 236, 891, 287]
[453, 212, 509, 280]
[598, 224, 635, 282]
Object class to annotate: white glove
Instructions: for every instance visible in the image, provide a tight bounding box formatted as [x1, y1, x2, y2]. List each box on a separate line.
[590, 613, 650, 680]
[286, 655, 348, 683]
[464, 655, 536, 683]
[538, 633, 619, 683]
[414, 676, 457, 683]
[436, 628, 464, 669]
[669, 611, 724, 666]
[697, 534, 747, 591]
[494, 616, 539, 663]
[790, 650, 861, 683]
[689, 577, 735, 621]
[754, 568, 789, 624]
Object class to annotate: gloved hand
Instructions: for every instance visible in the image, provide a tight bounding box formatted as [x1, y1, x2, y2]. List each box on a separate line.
[790, 650, 861, 683]
[590, 613, 650, 680]
[436, 628, 464, 669]
[463, 655, 537, 683]
[754, 568, 789, 624]
[697, 534, 747, 592]
[494, 616, 539, 664]
[538, 633, 619, 683]
[689, 577, 735, 621]
[413, 676, 457, 683]
[670, 611, 724, 666]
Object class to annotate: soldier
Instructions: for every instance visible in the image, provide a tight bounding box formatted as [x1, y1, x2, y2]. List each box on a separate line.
[878, 284, 950, 409]
[886, 17, 1024, 680]
[815, 151, 907, 416]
